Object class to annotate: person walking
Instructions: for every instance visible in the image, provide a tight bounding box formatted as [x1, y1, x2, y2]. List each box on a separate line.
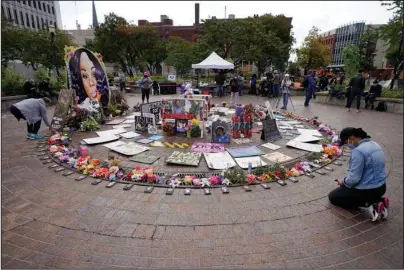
[249, 73, 257, 95]
[304, 71, 316, 107]
[118, 69, 126, 93]
[215, 70, 226, 98]
[364, 80, 382, 109]
[229, 75, 239, 106]
[9, 98, 53, 139]
[238, 71, 244, 97]
[280, 74, 292, 110]
[272, 70, 281, 98]
[346, 70, 366, 112]
[140, 72, 153, 104]
[329, 127, 389, 222]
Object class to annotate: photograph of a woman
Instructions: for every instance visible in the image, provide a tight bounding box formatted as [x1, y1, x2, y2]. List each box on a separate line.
[173, 100, 185, 114]
[68, 48, 109, 107]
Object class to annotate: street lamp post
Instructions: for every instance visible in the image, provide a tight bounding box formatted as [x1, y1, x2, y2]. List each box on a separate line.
[49, 25, 57, 76]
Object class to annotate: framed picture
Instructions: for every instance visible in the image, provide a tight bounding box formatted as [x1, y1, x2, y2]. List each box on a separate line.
[134, 113, 155, 132]
[175, 119, 188, 133]
[211, 120, 230, 143]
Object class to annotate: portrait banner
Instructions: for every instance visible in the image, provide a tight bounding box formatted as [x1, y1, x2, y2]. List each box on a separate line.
[65, 46, 110, 108]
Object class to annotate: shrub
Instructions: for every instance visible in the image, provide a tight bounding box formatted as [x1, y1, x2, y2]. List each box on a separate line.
[50, 69, 67, 91]
[381, 87, 403, 99]
[34, 67, 50, 82]
[1, 67, 27, 96]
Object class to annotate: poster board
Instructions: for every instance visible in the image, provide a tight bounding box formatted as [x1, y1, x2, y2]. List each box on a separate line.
[141, 101, 163, 122]
[226, 146, 264, 158]
[204, 152, 236, 170]
[103, 141, 149, 156]
[191, 143, 225, 153]
[161, 98, 207, 120]
[234, 156, 267, 169]
[134, 113, 156, 132]
[261, 118, 282, 142]
[51, 88, 73, 132]
[286, 140, 323, 153]
[64, 46, 110, 107]
[165, 151, 202, 167]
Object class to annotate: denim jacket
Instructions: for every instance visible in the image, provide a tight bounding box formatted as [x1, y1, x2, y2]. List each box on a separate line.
[344, 138, 386, 190]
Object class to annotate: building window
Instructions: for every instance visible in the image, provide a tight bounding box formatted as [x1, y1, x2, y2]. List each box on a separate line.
[36, 16, 40, 28]
[13, 9, 19, 24]
[20, 11, 24, 25]
[54, 21, 57, 29]
[33, 0, 36, 9]
[41, 17, 44, 28]
[47, 5, 50, 13]
[7, 8, 12, 22]
[28, 1, 31, 7]
[42, 3, 45, 11]
[25, 13, 30, 27]
[23, 1, 26, 4]
[51, 6, 54, 15]
[49, 20, 52, 26]
[1, 6, 5, 21]
[31, 14, 35, 28]
[45, 19, 48, 27]
[38, 1, 41, 10]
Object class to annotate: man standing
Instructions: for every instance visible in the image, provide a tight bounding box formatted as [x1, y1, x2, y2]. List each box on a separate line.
[238, 71, 244, 97]
[304, 71, 316, 107]
[119, 69, 126, 93]
[346, 70, 366, 112]
[215, 70, 226, 98]
[272, 70, 281, 98]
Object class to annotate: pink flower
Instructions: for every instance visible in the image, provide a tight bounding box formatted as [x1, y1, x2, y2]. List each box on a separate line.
[192, 178, 201, 186]
[209, 176, 219, 185]
[246, 174, 256, 184]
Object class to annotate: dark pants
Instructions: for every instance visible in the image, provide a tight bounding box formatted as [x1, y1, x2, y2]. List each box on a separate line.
[141, 88, 150, 103]
[216, 85, 224, 97]
[329, 184, 386, 209]
[10, 105, 41, 134]
[250, 84, 257, 95]
[365, 93, 379, 109]
[238, 84, 243, 96]
[120, 81, 125, 92]
[272, 84, 280, 97]
[346, 90, 362, 109]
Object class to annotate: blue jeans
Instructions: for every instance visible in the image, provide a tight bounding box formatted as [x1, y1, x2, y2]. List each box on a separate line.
[217, 85, 224, 97]
[273, 84, 280, 97]
[282, 93, 289, 108]
[238, 84, 243, 96]
[304, 89, 312, 106]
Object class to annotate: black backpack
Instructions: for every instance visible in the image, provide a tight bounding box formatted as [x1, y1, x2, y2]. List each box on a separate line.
[375, 101, 387, 112]
[302, 77, 308, 88]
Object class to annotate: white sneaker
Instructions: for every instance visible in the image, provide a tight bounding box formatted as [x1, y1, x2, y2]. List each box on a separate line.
[363, 204, 379, 222]
[347, 108, 351, 112]
[381, 197, 389, 220]
[356, 110, 361, 113]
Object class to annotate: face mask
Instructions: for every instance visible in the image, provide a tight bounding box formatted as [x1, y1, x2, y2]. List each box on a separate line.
[346, 139, 355, 149]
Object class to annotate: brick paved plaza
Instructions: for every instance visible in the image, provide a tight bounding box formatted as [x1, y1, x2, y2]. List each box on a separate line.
[1, 95, 403, 269]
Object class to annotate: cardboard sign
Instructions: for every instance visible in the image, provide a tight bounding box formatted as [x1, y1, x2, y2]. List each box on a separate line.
[191, 142, 225, 153]
[134, 113, 156, 132]
[51, 88, 73, 132]
[204, 152, 236, 169]
[141, 101, 162, 122]
[261, 118, 282, 142]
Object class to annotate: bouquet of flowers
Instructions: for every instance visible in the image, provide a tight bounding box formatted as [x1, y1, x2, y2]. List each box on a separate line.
[163, 121, 175, 136]
[190, 118, 201, 138]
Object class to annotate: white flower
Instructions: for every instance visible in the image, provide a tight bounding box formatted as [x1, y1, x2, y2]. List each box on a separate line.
[222, 178, 232, 186]
[170, 179, 181, 188]
[201, 178, 210, 187]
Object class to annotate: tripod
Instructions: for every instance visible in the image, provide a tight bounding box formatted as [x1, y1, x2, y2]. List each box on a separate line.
[273, 92, 295, 111]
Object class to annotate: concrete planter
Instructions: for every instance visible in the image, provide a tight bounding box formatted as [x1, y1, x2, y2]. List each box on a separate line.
[1, 95, 28, 111]
[314, 91, 403, 114]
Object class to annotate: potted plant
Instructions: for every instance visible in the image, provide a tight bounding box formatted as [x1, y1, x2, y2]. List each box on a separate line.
[185, 124, 192, 138]
[163, 122, 175, 136]
[190, 118, 201, 138]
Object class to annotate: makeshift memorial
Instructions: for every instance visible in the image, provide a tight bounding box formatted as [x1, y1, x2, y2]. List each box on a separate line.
[141, 101, 163, 122]
[150, 141, 165, 147]
[211, 120, 230, 143]
[130, 153, 160, 164]
[106, 119, 125, 125]
[190, 118, 202, 138]
[292, 134, 321, 143]
[149, 135, 163, 141]
[223, 167, 246, 184]
[48, 133, 70, 146]
[233, 138, 253, 144]
[166, 151, 202, 166]
[297, 129, 323, 137]
[226, 146, 264, 158]
[96, 128, 127, 137]
[204, 152, 236, 170]
[286, 140, 323, 153]
[261, 142, 282, 151]
[120, 131, 141, 139]
[134, 113, 156, 132]
[148, 125, 158, 135]
[137, 138, 153, 144]
[65, 106, 100, 131]
[104, 141, 149, 156]
[261, 117, 282, 142]
[191, 142, 225, 153]
[125, 166, 163, 184]
[262, 152, 292, 163]
[163, 120, 175, 136]
[234, 156, 267, 169]
[51, 88, 73, 132]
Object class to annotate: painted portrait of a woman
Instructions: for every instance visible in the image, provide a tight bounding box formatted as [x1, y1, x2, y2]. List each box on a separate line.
[68, 48, 109, 107]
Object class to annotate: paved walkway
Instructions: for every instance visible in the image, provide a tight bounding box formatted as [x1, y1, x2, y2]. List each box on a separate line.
[1, 95, 403, 269]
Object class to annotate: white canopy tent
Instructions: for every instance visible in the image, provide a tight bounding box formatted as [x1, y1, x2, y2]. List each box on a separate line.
[192, 52, 234, 70]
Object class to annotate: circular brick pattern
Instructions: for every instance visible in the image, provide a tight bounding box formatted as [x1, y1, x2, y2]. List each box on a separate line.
[2, 95, 403, 269]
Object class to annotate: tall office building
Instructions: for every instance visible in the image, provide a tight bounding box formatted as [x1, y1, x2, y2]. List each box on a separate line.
[1, 0, 62, 30]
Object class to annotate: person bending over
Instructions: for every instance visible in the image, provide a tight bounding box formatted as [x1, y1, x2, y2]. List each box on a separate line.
[9, 98, 53, 139]
[328, 127, 389, 222]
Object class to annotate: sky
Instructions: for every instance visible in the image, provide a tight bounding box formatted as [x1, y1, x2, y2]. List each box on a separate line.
[60, 1, 394, 61]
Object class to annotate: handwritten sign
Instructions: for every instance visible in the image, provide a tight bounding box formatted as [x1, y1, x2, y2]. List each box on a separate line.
[51, 89, 73, 132]
[261, 118, 282, 142]
[141, 101, 162, 122]
[134, 113, 155, 132]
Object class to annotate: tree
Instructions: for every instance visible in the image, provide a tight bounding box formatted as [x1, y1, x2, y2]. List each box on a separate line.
[358, 26, 379, 73]
[296, 26, 331, 73]
[342, 44, 360, 79]
[287, 61, 299, 77]
[165, 37, 195, 76]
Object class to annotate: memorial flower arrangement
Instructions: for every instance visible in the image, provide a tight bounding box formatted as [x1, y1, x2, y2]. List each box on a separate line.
[162, 121, 175, 136]
[223, 167, 246, 184]
[190, 118, 201, 138]
[126, 166, 162, 184]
